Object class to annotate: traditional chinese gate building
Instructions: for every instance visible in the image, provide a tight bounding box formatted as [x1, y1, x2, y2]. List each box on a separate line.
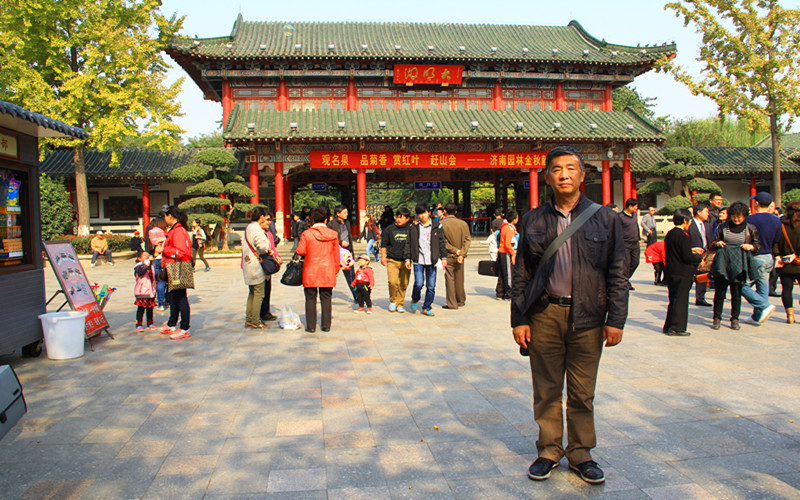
[167, 16, 675, 237]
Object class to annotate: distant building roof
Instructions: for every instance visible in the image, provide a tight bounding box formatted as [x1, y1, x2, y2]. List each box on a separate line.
[168, 16, 676, 65]
[754, 132, 800, 154]
[40, 148, 248, 181]
[632, 146, 800, 175]
[0, 100, 87, 139]
[224, 107, 664, 143]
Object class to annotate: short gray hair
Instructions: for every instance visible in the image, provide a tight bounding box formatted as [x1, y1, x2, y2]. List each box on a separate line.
[545, 146, 585, 174]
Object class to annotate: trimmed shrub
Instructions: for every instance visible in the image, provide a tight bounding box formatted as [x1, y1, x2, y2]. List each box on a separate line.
[657, 196, 693, 215]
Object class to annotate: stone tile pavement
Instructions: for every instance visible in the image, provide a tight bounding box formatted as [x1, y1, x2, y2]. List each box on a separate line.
[1, 243, 799, 499]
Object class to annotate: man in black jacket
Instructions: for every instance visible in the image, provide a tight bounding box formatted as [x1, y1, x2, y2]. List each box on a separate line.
[380, 207, 412, 312]
[512, 146, 628, 486]
[663, 209, 705, 336]
[688, 203, 714, 306]
[404, 203, 447, 316]
[328, 205, 357, 301]
[618, 198, 640, 289]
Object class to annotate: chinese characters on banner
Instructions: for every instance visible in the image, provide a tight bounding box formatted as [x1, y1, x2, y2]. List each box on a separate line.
[393, 65, 464, 86]
[310, 151, 547, 169]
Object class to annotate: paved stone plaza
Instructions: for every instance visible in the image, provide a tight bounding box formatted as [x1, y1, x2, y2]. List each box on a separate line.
[2, 244, 800, 499]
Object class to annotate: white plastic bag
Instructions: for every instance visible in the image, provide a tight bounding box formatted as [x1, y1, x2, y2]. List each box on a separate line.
[279, 304, 302, 330]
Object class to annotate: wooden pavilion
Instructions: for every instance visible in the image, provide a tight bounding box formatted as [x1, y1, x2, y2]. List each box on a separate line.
[166, 16, 675, 236]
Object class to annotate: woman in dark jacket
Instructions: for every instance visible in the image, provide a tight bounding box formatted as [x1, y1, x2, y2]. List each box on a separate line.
[774, 200, 800, 323]
[662, 209, 704, 336]
[709, 201, 761, 331]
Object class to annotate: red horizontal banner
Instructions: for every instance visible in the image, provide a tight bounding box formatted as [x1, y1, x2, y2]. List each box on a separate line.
[393, 64, 463, 86]
[310, 151, 547, 169]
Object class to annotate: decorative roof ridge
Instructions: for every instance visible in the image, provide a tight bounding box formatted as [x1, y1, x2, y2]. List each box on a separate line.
[230, 13, 243, 40]
[622, 106, 664, 134]
[568, 19, 675, 54]
[240, 18, 567, 30]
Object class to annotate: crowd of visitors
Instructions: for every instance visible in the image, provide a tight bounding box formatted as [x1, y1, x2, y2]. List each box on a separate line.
[107, 143, 800, 487]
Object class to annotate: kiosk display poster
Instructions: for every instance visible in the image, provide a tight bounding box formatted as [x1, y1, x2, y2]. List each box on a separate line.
[43, 241, 109, 337]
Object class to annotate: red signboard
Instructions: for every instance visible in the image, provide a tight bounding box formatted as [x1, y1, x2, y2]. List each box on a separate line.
[393, 64, 463, 86]
[310, 151, 547, 169]
[43, 241, 110, 338]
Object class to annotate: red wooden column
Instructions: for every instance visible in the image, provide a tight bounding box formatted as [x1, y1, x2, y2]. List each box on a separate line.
[357, 167, 367, 234]
[631, 180, 637, 200]
[249, 159, 259, 204]
[529, 168, 538, 209]
[555, 82, 566, 111]
[601, 160, 611, 205]
[142, 180, 150, 230]
[492, 80, 503, 110]
[603, 84, 613, 111]
[278, 79, 288, 110]
[750, 176, 757, 212]
[347, 78, 357, 110]
[221, 81, 233, 128]
[283, 178, 291, 239]
[622, 159, 632, 202]
[274, 162, 285, 238]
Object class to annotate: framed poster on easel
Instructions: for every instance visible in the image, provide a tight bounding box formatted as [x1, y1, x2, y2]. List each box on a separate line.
[42, 240, 112, 340]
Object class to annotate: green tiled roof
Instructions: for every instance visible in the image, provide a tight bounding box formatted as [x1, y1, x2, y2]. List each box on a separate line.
[224, 107, 664, 143]
[40, 148, 248, 179]
[632, 146, 800, 175]
[755, 132, 800, 154]
[168, 16, 675, 65]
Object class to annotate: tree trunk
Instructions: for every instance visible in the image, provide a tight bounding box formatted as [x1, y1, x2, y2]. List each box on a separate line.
[770, 111, 782, 208]
[74, 146, 91, 237]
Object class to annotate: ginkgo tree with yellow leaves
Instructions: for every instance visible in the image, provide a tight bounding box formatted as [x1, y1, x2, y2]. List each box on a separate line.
[658, 0, 800, 208]
[0, 0, 185, 236]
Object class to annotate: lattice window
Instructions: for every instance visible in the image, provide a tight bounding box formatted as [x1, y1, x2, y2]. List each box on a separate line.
[453, 88, 492, 98]
[357, 88, 396, 97]
[233, 88, 277, 98]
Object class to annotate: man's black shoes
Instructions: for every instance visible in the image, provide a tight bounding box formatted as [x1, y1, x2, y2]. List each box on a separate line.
[569, 460, 605, 484]
[665, 329, 691, 336]
[527, 457, 558, 481]
[695, 300, 712, 307]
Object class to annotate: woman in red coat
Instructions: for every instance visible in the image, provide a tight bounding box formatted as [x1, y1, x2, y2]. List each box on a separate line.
[296, 206, 340, 333]
[160, 206, 192, 339]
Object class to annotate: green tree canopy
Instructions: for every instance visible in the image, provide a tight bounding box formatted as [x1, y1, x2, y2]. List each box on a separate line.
[39, 174, 74, 240]
[659, 0, 800, 206]
[664, 115, 770, 147]
[184, 130, 224, 148]
[0, 0, 185, 235]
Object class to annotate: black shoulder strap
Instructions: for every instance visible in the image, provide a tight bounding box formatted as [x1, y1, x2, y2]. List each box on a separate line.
[540, 203, 602, 265]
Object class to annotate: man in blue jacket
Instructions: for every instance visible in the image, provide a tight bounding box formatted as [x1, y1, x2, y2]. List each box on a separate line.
[512, 146, 628, 486]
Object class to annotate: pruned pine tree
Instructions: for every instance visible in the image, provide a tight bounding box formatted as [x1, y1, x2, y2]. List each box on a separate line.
[170, 149, 259, 251]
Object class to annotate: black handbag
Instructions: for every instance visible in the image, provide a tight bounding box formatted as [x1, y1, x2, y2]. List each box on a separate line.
[245, 227, 280, 276]
[280, 254, 304, 286]
[478, 260, 497, 276]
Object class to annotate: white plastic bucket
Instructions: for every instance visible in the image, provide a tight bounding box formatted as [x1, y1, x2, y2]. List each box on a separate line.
[38, 311, 88, 360]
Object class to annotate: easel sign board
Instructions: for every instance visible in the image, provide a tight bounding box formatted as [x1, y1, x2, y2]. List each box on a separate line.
[42, 240, 109, 338]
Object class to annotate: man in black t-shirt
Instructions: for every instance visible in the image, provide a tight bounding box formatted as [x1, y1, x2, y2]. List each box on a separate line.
[380, 207, 412, 312]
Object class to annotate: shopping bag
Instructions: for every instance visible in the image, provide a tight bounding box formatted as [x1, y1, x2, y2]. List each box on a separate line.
[280, 254, 304, 286]
[166, 261, 195, 292]
[279, 305, 302, 330]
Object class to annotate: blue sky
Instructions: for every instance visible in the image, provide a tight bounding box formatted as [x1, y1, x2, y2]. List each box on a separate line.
[158, 0, 799, 139]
